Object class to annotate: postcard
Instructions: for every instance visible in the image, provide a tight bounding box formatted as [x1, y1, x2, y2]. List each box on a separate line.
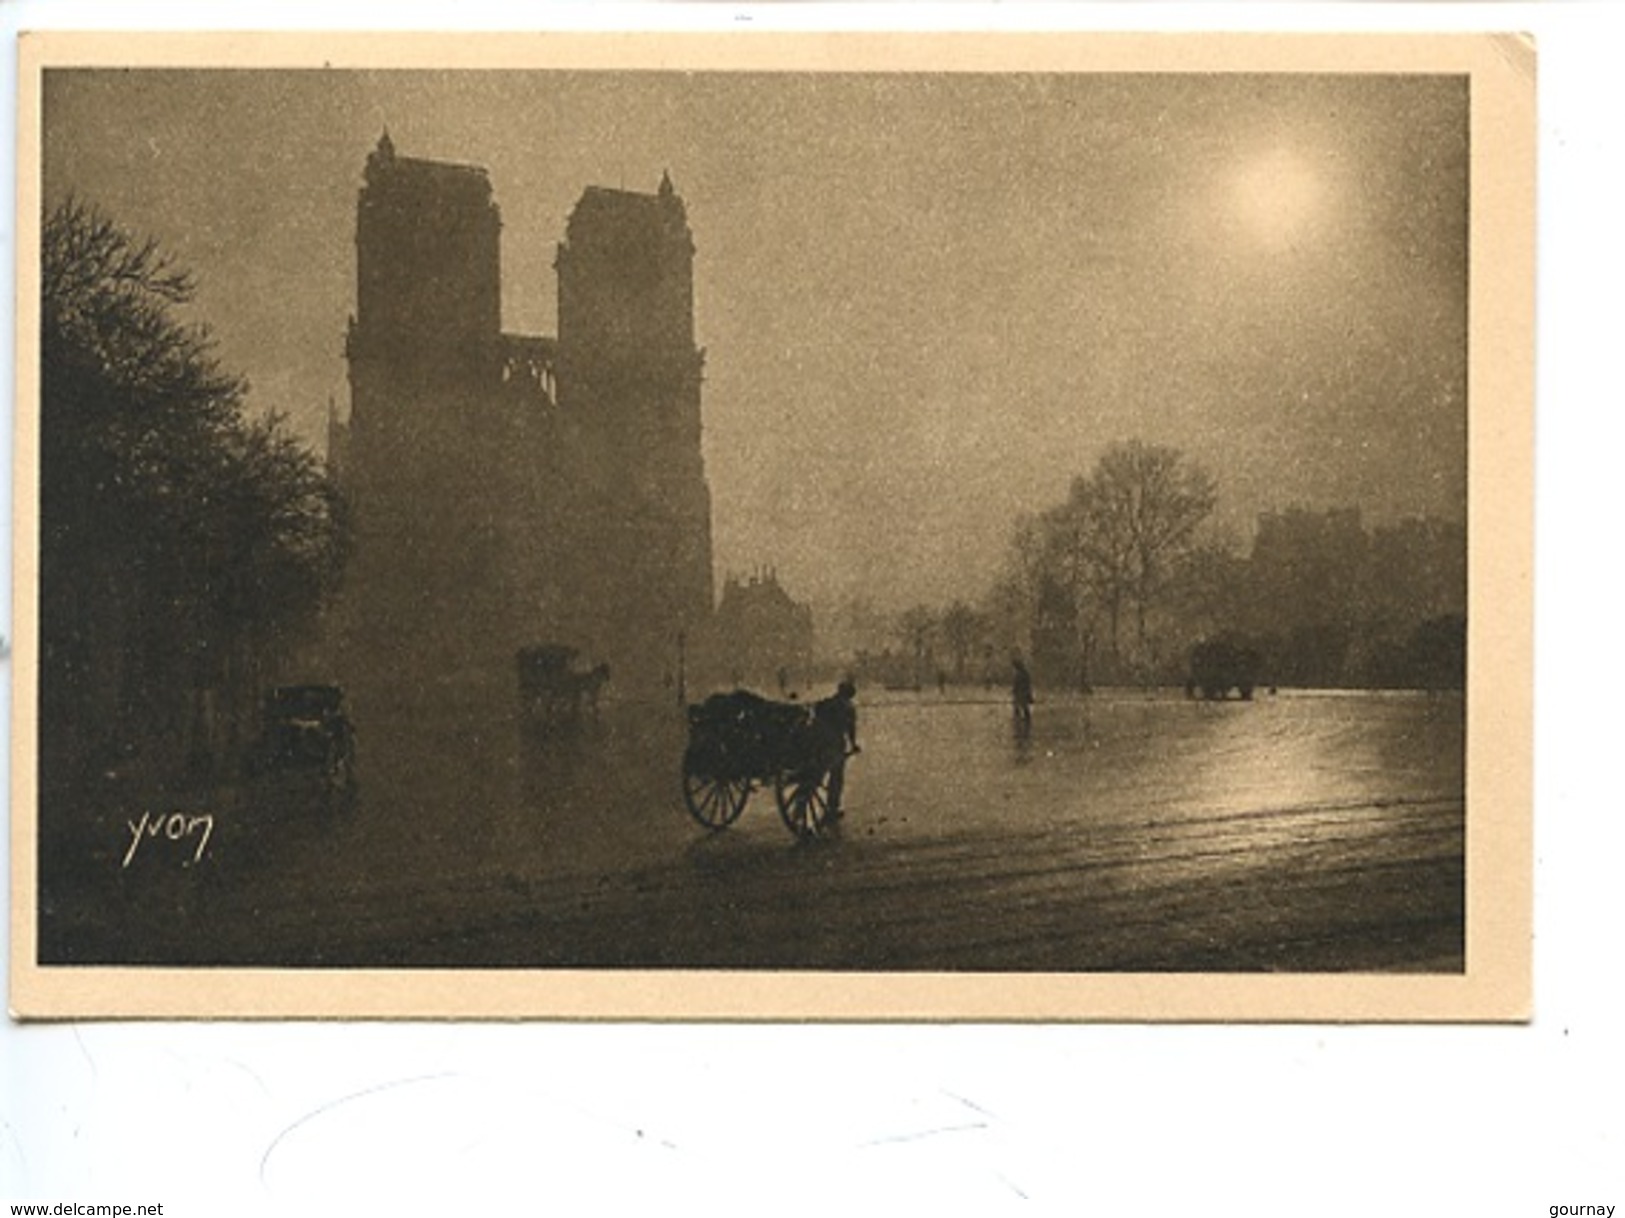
[10, 30, 1533, 1019]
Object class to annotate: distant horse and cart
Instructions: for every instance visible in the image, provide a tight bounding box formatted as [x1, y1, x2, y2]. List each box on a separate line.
[246, 683, 358, 809]
[516, 644, 611, 734]
[1186, 637, 1265, 701]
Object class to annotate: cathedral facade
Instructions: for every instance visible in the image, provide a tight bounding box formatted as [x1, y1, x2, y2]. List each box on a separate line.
[331, 134, 715, 701]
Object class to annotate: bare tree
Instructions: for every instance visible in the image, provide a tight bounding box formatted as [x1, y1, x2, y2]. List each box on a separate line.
[41, 198, 349, 781]
[991, 511, 1047, 658]
[896, 604, 939, 686]
[1042, 441, 1216, 672]
[1040, 500, 1103, 686]
[939, 600, 984, 681]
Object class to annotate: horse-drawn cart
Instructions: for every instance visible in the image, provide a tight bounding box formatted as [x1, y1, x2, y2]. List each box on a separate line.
[516, 644, 610, 734]
[248, 683, 357, 809]
[681, 690, 851, 840]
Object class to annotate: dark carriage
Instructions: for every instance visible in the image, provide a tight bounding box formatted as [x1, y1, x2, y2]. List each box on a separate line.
[1187, 637, 1264, 701]
[516, 644, 610, 734]
[681, 690, 850, 840]
[248, 684, 357, 807]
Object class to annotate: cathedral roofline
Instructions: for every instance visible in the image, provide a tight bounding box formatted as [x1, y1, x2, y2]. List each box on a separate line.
[578, 182, 664, 202]
[566, 179, 691, 247]
[393, 154, 491, 178]
[365, 137, 494, 193]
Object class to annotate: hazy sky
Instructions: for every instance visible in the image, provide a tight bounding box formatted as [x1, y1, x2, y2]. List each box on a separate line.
[42, 70, 1467, 614]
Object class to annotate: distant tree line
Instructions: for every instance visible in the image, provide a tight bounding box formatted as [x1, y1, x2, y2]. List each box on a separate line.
[841, 440, 1466, 694]
[40, 199, 349, 790]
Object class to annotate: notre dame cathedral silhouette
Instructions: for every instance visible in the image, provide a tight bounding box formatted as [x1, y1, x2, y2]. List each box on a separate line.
[329, 133, 716, 704]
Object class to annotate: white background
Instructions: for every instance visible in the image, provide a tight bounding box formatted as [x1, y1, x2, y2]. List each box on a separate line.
[2, 3, 1618, 1214]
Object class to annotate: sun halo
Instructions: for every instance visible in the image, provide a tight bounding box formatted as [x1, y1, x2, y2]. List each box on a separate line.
[1228, 146, 1329, 251]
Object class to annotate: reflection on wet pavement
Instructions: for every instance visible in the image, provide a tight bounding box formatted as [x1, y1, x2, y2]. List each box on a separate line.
[40, 688, 1465, 972]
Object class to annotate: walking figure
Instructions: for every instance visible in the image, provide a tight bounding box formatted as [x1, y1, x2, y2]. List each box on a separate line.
[1011, 656, 1034, 728]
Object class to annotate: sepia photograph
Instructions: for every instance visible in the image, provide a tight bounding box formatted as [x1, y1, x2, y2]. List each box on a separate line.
[9, 32, 1532, 1018]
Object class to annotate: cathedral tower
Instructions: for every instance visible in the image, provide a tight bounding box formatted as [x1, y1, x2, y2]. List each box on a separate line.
[553, 173, 715, 685]
[341, 133, 514, 683]
[336, 139, 716, 704]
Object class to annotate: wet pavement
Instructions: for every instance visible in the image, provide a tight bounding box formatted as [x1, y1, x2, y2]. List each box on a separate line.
[40, 688, 1465, 973]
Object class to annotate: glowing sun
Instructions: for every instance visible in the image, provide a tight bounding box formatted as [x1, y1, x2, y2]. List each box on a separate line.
[1228, 147, 1328, 250]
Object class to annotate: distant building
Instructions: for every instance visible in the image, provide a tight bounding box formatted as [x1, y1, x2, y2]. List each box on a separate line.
[712, 568, 815, 690]
[331, 134, 715, 701]
[1242, 506, 1465, 688]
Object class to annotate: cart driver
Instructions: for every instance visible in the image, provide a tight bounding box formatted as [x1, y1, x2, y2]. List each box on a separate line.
[814, 680, 860, 822]
[816, 680, 859, 754]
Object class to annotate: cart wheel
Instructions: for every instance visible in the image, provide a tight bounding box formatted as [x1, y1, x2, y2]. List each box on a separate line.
[774, 765, 836, 840]
[682, 763, 750, 830]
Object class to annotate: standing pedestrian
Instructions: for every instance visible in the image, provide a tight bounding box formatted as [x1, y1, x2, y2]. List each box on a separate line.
[1011, 656, 1034, 728]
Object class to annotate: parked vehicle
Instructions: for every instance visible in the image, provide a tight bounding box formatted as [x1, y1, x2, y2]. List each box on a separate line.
[1186, 638, 1264, 701]
[248, 684, 357, 808]
[516, 644, 610, 734]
